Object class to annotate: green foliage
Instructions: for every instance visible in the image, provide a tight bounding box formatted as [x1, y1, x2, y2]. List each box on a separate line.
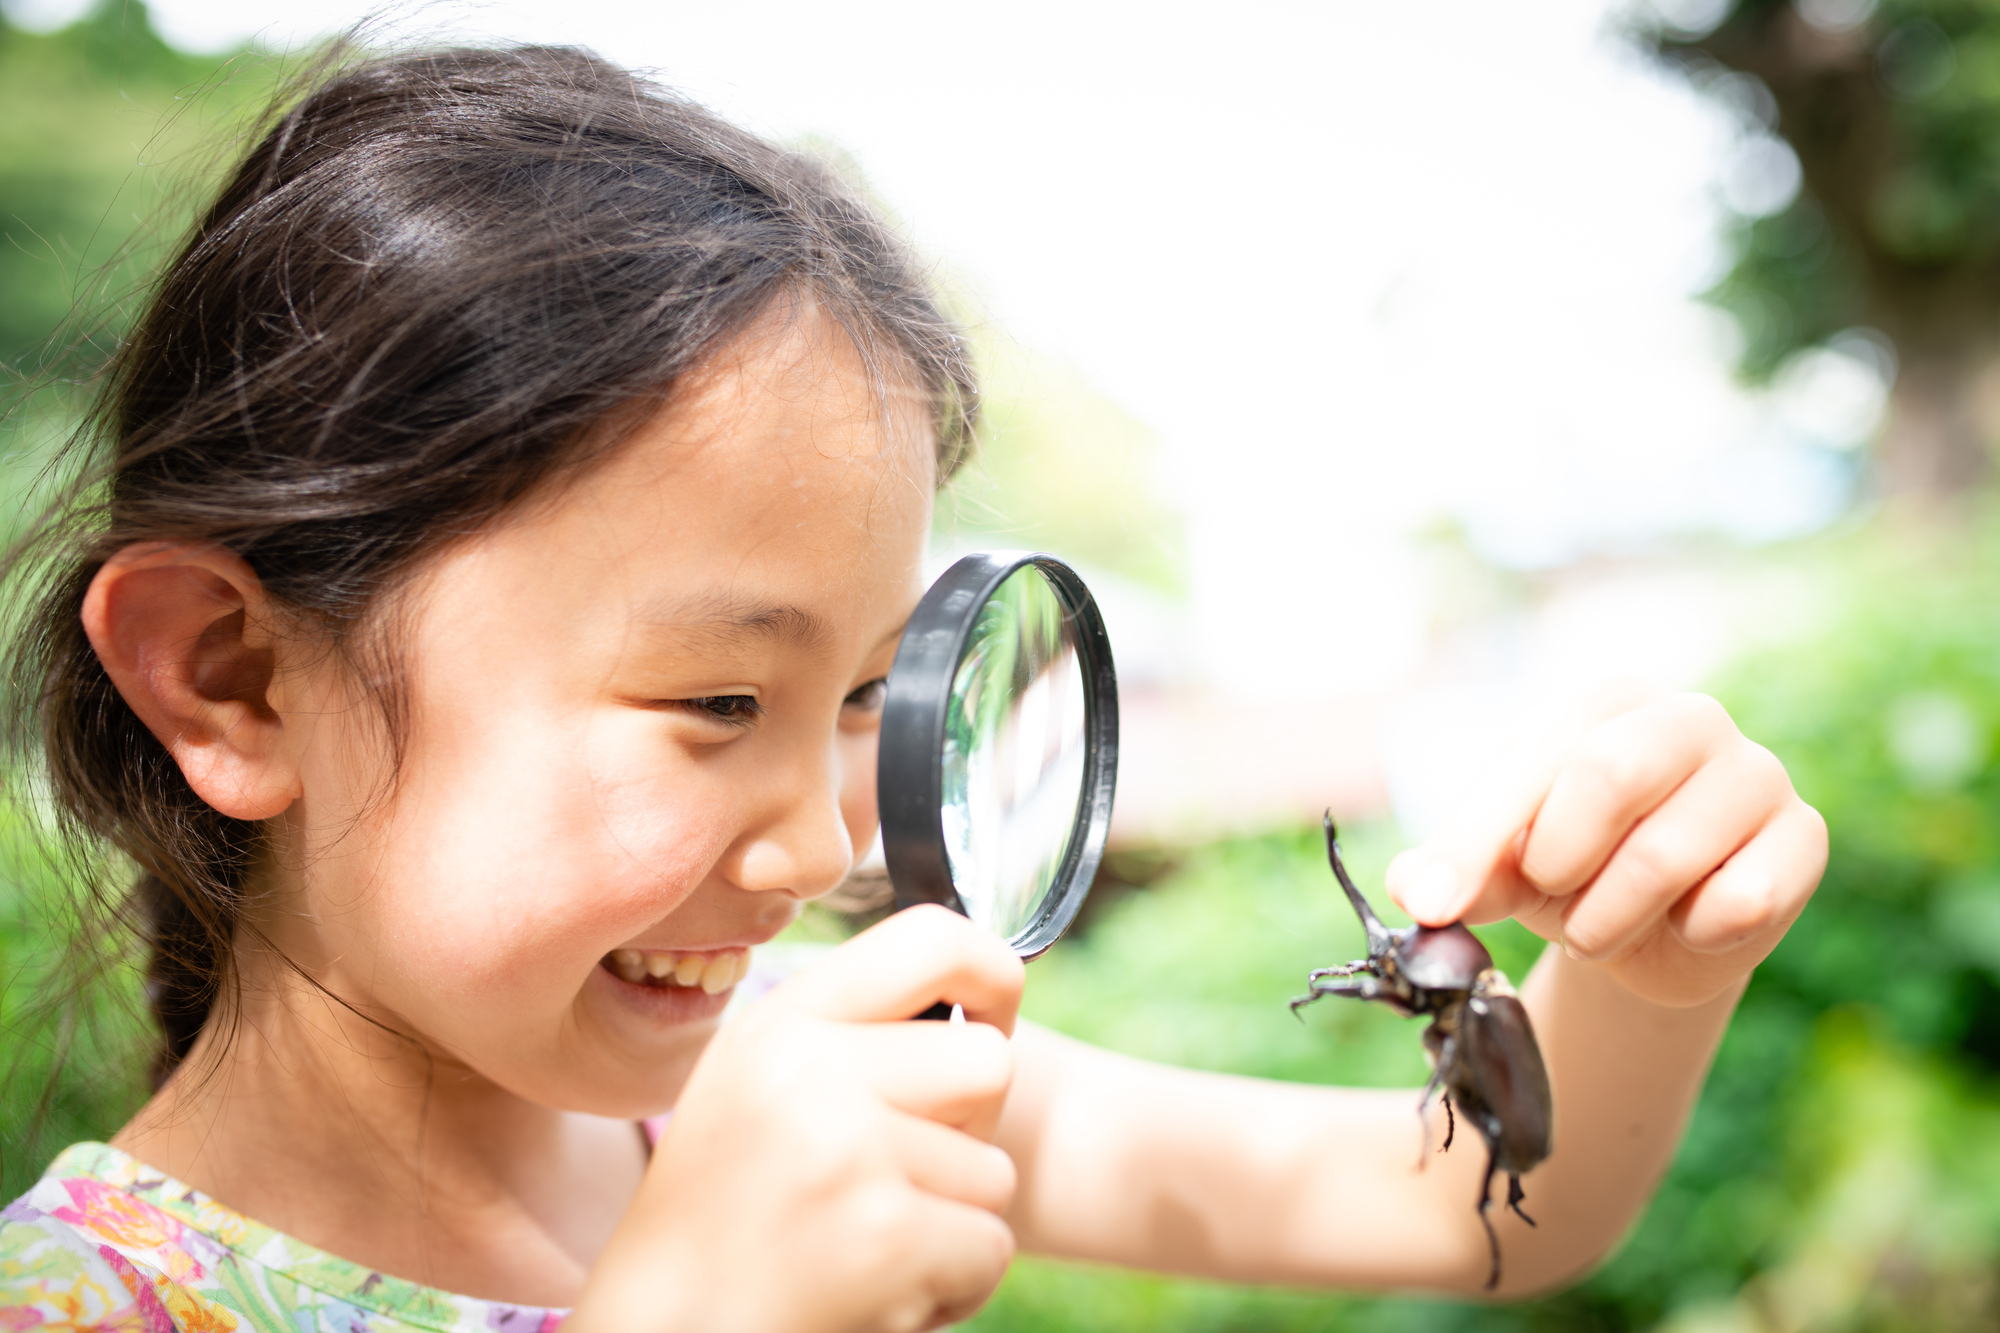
[1643, 0, 2000, 381]
[1706, 200, 1867, 382]
[0, 0, 254, 1200]
[0, 798, 149, 1200]
[1717, 521, 2000, 1060]
[1864, 2, 2000, 263]
[0, 1, 271, 391]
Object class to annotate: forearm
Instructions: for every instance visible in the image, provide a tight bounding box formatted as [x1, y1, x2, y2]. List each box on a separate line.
[1494, 945, 1743, 1293]
[1001, 1021, 1477, 1289]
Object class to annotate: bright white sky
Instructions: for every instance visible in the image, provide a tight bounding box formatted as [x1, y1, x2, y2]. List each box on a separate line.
[9, 0, 1881, 700]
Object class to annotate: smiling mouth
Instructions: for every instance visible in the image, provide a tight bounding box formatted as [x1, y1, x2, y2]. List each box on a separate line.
[604, 948, 749, 994]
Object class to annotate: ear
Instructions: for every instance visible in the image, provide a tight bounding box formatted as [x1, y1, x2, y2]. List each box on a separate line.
[81, 542, 304, 821]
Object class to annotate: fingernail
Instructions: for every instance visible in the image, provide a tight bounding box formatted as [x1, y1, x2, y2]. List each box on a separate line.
[1395, 853, 1460, 923]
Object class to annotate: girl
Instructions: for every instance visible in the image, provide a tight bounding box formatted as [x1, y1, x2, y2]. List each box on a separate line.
[0, 44, 1826, 1332]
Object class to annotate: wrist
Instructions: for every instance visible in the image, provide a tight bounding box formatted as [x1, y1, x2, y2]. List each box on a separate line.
[1538, 940, 1751, 1016]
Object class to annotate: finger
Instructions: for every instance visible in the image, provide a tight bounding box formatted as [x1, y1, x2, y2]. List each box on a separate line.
[1387, 678, 1663, 925]
[889, 1111, 1018, 1215]
[1390, 843, 1558, 931]
[843, 1020, 1015, 1134]
[1518, 693, 1741, 901]
[1554, 739, 1791, 962]
[771, 904, 1025, 1032]
[1669, 799, 1827, 956]
[910, 1199, 1015, 1328]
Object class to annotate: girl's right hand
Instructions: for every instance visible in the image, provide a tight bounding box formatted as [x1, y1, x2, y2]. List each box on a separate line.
[566, 905, 1025, 1333]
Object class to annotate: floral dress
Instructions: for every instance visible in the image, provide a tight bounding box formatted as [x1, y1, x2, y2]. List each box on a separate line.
[0, 1143, 566, 1332]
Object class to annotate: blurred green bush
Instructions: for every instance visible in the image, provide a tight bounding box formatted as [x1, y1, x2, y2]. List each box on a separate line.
[969, 522, 2000, 1332]
[0, 2, 262, 385]
[0, 801, 148, 1199]
[0, 0, 257, 1199]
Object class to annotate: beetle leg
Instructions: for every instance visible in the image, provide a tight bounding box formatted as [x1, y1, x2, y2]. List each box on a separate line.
[1413, 1075, 1441, 1164]
[1288, 972, 1382, 1018]
[1477, 1146, 1503, 1292]
[1305, 962, 1367, 983]
[1505, 1173, 1535, 1227]
[1412, 1035, 1457, 1167]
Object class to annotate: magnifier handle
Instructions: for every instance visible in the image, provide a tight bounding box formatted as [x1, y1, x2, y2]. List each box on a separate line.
[914, 1002, 967, 1023]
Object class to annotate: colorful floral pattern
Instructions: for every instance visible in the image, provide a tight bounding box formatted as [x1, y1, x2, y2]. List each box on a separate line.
[0, 1145, 567, 1332]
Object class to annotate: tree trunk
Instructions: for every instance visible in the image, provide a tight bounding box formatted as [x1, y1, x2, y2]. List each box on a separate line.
[1879, 344, 1998, 497]
[1664, 7, 2000, 502]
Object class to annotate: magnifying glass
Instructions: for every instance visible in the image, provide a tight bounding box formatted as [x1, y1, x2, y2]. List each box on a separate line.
[877, 552, 1118, 1008]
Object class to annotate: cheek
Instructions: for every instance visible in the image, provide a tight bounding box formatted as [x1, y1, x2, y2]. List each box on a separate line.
[330, 704, 734, 997]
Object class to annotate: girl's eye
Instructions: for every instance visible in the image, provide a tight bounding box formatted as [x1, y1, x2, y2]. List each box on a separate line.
[843, 678, 888, 711]
[680, 695, 762, 724]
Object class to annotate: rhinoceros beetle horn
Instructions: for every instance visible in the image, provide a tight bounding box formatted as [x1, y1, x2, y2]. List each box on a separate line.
[1324, 813, 1494, 989]
[1322, 812, 1395, 956]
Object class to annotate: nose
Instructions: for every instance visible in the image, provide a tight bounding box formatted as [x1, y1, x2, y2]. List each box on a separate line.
[720, 743, 856, 901]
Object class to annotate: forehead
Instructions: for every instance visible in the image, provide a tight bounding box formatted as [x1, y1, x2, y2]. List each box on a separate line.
[587, 305, 935, 559]
[628, 303, 936, 490]
[418, 305, 937, 642]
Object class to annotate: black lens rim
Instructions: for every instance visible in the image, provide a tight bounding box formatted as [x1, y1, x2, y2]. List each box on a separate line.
[877, 551, 1119, 960]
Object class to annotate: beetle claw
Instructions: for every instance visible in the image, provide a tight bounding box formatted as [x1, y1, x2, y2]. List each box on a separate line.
[1506, 1174, 1534, 1227]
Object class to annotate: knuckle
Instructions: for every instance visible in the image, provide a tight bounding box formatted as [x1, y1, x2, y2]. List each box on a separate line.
[1587, 675, 1662, 717]
[1616, 828, 1688, 897]
[1699, 880, 1776, 950]
[1794, 799, 1830, 855]
[847, 1177, 916, 1239]
[986, 1144, 1020, 1209]
[1729, 866, 1781, 924]
[953, 1143, 1018, 1216]
[1734, 739, 1790, 797]
[1560, 914, 1613, 960]
[959, 1018, 1013, 1059]
[982, 1211, 1018, 1270]
[957, 1025, 1016, 1091]
[954, 1207, 1017, 1278]
[1685, 864, 1783, 952]
[881, 1295, 932, 1333]
[898, 902, 968, 940]
[1675, 691, 1733, 737]
[1572, 730, 1652, 808]
[1558, 902, 1614, 960]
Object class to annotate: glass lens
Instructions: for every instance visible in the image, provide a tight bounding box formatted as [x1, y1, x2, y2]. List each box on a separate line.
[938, 565, 1089, 941]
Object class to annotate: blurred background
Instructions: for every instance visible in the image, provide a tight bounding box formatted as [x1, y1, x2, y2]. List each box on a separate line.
[7, 0, 2000, 1328]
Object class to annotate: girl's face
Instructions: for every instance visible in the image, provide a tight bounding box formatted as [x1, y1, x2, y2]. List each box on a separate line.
[263, 309, 935, 1115]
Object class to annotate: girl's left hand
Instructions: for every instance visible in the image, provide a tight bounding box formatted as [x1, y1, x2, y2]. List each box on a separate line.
[1384, 684, 1827, 1008]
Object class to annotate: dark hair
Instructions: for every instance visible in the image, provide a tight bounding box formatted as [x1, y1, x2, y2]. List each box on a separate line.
[5, 43, 977, 1088]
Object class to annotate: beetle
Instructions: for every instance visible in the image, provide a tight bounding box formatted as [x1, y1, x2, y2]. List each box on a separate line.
[1290, 814, 1553, 1291]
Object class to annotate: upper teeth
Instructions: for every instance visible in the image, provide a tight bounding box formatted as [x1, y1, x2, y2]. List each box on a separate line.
[607, 948, 749, 994]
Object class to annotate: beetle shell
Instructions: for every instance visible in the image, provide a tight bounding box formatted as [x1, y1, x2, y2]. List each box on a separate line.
[1453, 991, 1553, 1175]
[1395, 923, 1494, 992]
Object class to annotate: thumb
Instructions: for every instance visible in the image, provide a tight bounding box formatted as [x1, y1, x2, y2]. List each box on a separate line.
[767, 904, 1024, 1034]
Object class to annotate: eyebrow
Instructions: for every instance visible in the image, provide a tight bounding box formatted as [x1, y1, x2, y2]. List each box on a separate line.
[634, 592, 846, 655]
[635, 592, 908, 663]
